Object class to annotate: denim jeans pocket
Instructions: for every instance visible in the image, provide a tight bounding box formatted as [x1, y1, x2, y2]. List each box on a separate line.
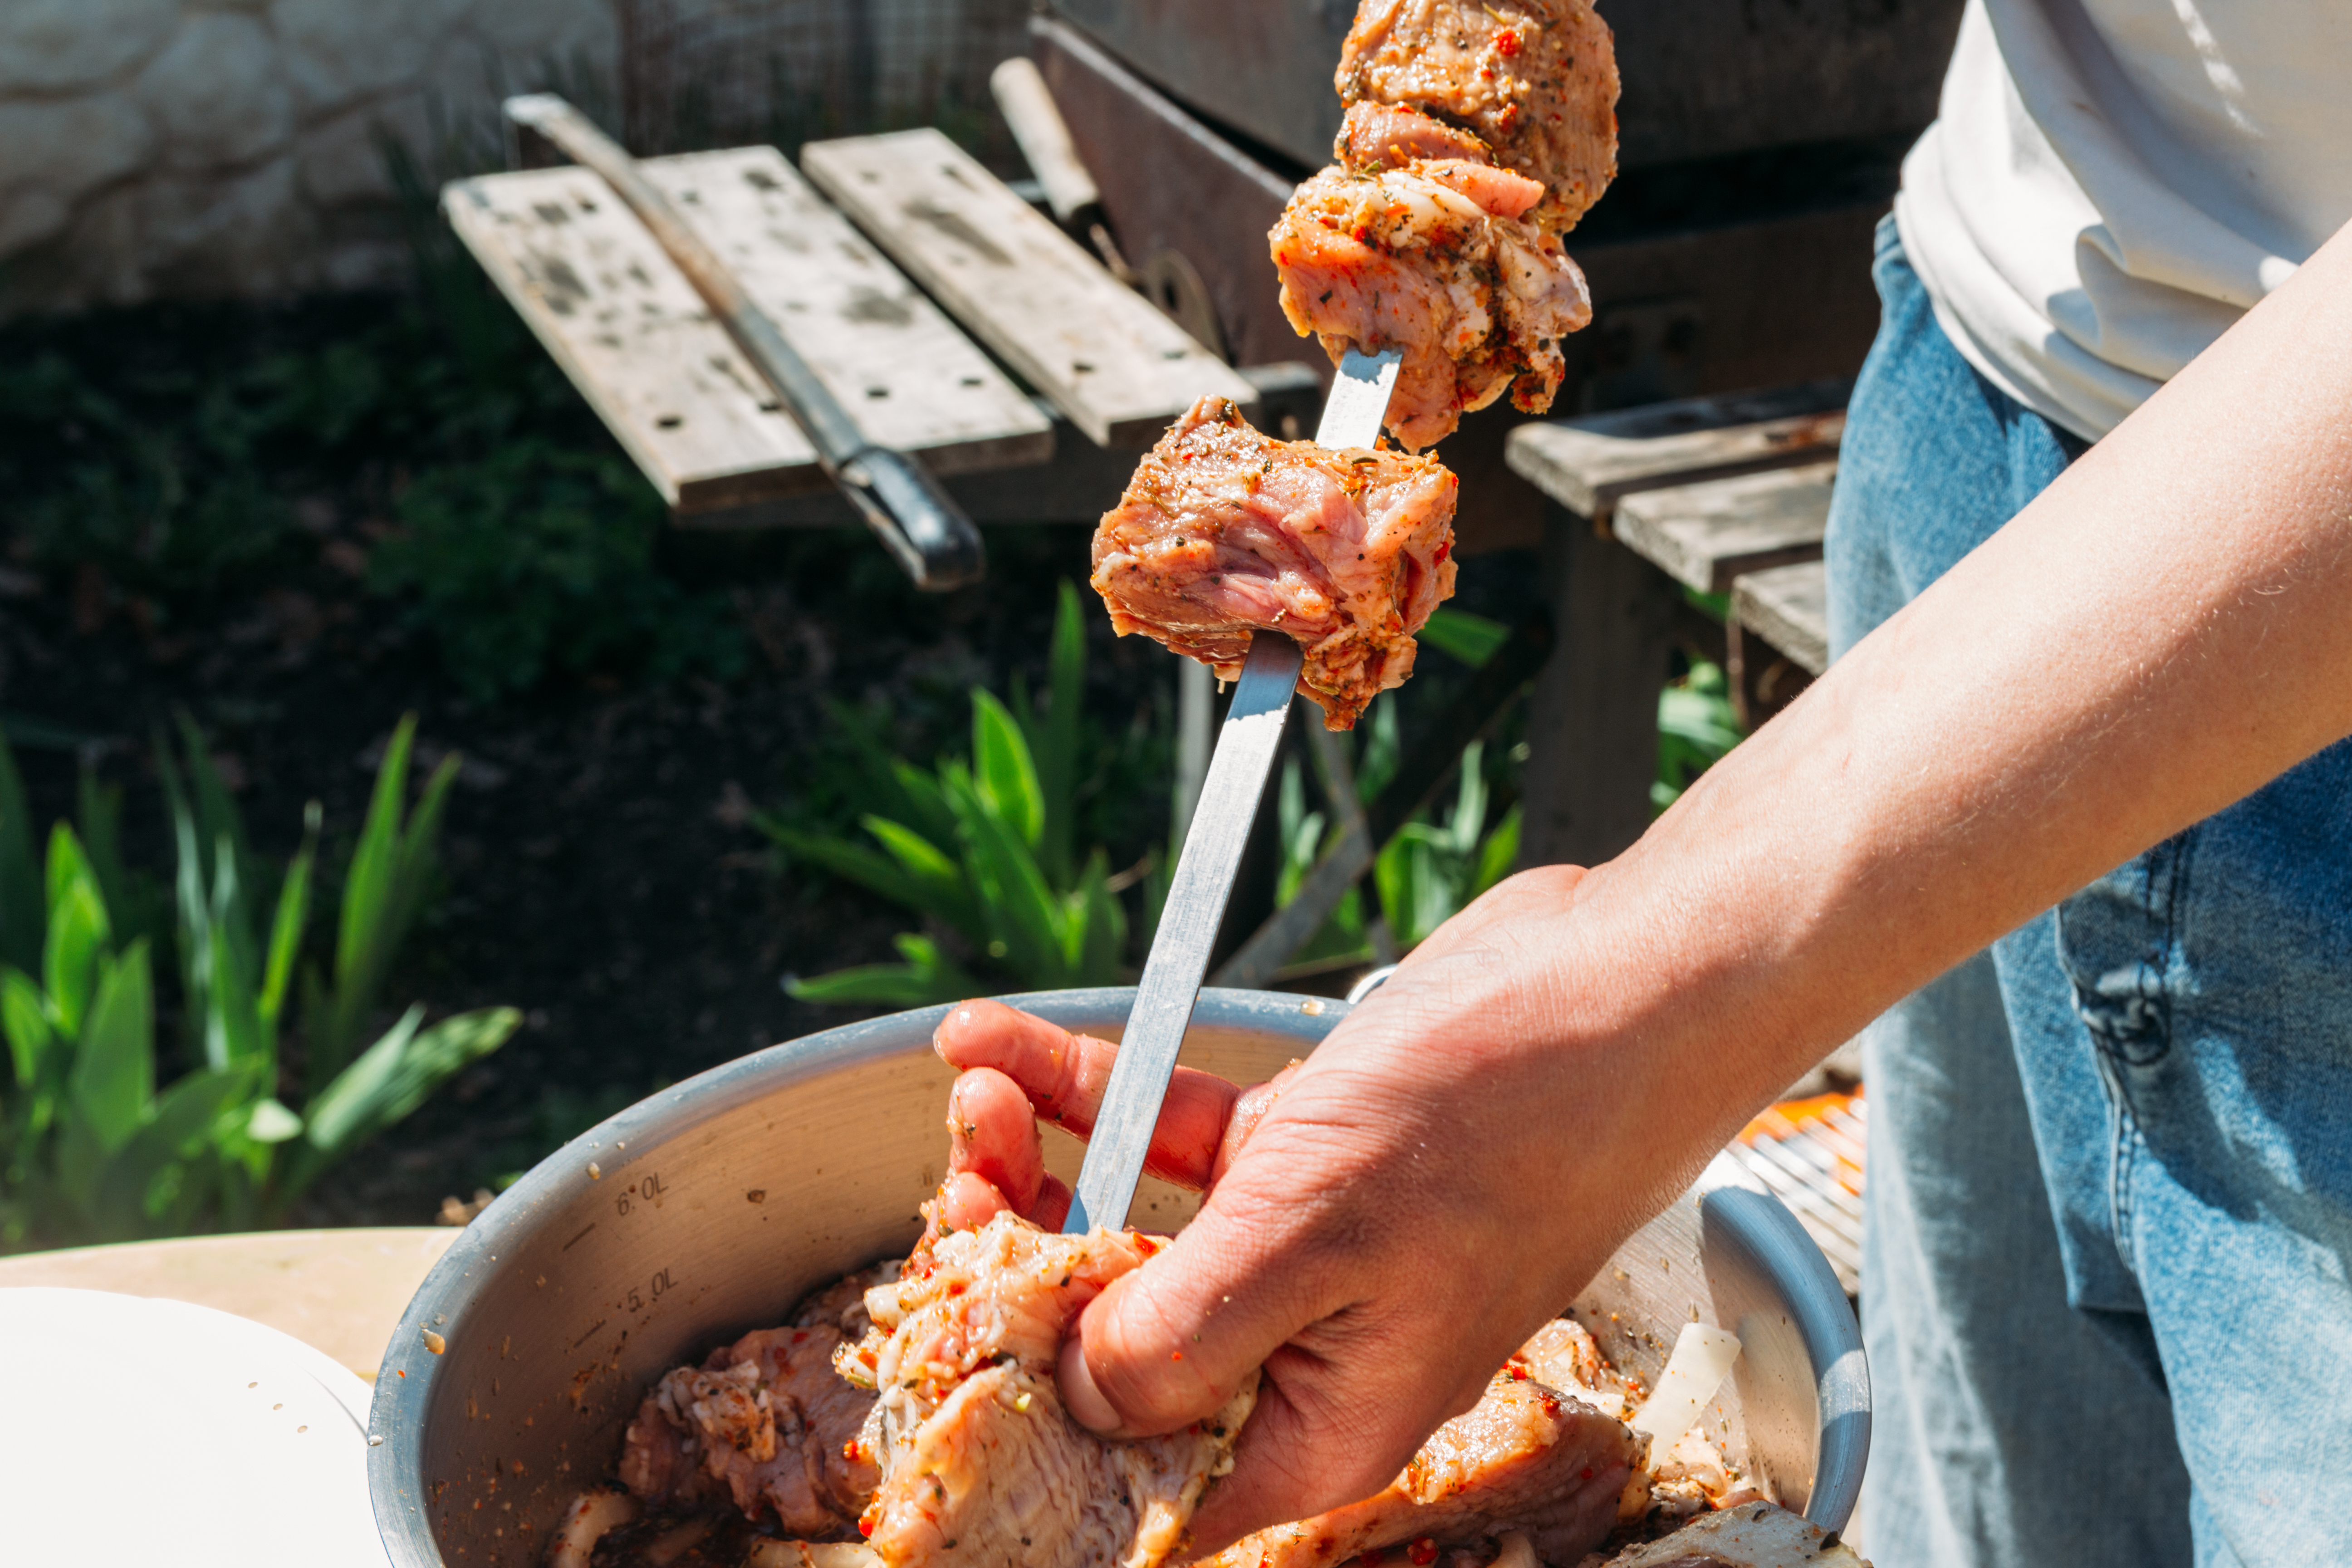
[2055, 832, 2195, 1073]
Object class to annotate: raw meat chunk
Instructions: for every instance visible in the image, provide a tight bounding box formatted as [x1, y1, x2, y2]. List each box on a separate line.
[1270, 163, 1589, 450]
[616, 1318, 881, 1536]
[840, 1211, 1258, 1568]
[1200, 1327, 1637, 1568]
[1338, 102, 1497, 174]
[1337, 0, 1619, 231]
[1090, 396, 1458, 730]
[1336, 103, 1547, 219]
[1586, 1500, 1869, 1567]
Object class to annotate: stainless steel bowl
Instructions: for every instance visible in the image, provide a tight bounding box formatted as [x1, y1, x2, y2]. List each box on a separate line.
[368, 988, 1867, 1567]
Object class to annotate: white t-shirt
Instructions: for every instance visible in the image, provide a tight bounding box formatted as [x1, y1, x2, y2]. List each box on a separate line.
[1895, 0, 2352, 441]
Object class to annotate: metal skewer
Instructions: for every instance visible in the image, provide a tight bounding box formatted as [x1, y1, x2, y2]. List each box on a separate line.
[1066, 346, 1403, 1234]
[501, 93, 985, 591]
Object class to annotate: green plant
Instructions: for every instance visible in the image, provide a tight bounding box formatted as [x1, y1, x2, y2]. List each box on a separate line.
[1273, 696, 1522, 970]
[1656, 659, 1744, 812]
[370, 441, 745, 700]
[0, 716, 521, 1249]
[768, 583, 1132, 1005]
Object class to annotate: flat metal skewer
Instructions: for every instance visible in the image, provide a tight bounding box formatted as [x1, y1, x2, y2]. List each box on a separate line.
[1066, 346, 1402, 1234]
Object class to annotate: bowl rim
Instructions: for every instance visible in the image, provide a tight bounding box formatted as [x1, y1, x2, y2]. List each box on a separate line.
[367, 986, 1865, 1563]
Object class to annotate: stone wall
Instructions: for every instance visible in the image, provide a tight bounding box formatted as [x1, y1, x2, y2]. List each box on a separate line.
[0, 0, 619, 315]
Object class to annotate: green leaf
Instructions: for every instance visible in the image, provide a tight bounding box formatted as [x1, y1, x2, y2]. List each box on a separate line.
[970, 691, 1045, 848]
[947, 764, 1067, 986]
[2, 966, 53, 1093]
[295, 1006, 520, 1180]
[1472, 804, 1521, 898]
[1356, 696, 1401, 804]
[246, 1098, 304, 1143]
[1035, 581, 1087, 885]
[318, 714, 459, 1093]
[42, 826, 110, 1038]
[1075, 850, 1126, 986]
[887, 761, 962, 851]
[786, 934, 979, 1007]
[861, 816, 983, 942]
[769, 824, 936, 914]
[259, 802, 318, 1036]
[90, 1065, 254, 1238]
[68, 940, 154, 1155]
[0, 722, 40, 974]
[1446, 741, 1488, 858]
[173, 710, 252, 910]
[201, 859, 269, 1072]
[1419, 607, 1509, 667]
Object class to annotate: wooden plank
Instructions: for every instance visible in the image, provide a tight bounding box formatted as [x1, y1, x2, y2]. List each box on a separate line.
[443, 146, 1051, 516]
[1503, 377, 1849, 522]
[1734, 560, 1830, 675]
[801, 128, 1259, 448]
[1612, 459, 1837, 594]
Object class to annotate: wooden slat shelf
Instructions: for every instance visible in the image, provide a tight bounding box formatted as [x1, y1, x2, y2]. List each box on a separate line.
[1503, 378, 1848, 523]
[1613, 460, 1837, 594]
[1734, 560, 1831, 675]
[443, 145, 1052, 516]
[802, 128, 1259, 448]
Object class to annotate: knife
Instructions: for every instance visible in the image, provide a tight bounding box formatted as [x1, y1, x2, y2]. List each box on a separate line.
[1065, 346, 1403, 1234]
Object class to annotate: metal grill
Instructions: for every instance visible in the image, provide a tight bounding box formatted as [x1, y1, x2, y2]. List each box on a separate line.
[618, 0, 1033, 165]
[1709, 1091, 1867, 1296]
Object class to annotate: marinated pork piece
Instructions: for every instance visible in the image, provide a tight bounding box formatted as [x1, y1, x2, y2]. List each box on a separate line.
[1338, 101, 1494, 171]
[1586, 1501, 1869, 1568]
[1335, 103, 1546, 220]
[1269, 162, 1590, 450]
[840, 1210, 1258, 1568]
[1201, 1320, 1638, 1568]
[1090, 396, 1458, 730]
[1338, 0, 1619, 230]
[616, 1318, 882, 1535]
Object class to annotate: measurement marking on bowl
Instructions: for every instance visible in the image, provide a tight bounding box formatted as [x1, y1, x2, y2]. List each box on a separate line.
[561, 1223, 598, 1252]
[615, 1170, 668, 1216]
[621, 1267, 679, 1313]
[569, 1318, 609, 1351]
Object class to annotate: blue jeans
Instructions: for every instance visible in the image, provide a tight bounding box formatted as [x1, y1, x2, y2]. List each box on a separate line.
[1827, 215, 2352, 1568]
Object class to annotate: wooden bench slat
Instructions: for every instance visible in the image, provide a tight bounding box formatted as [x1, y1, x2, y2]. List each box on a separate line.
[1612, 459, 1836, 594]
[801, 128, 1259, 448]
[444, 146, 1052, 515]
[1734, 560, 1830, 676]
[1504, 377, 1849, 521]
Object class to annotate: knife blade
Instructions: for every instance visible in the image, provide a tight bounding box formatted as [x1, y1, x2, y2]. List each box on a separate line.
[1065, 346, 1401, 1235]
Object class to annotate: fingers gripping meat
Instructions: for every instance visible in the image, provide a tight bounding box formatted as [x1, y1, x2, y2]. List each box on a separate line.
[1338, 0, 1619, 232]
[1090, 396, 1458, 730]
[841, 1212, 1258, 1568]
[1270, 162, 1590, 451]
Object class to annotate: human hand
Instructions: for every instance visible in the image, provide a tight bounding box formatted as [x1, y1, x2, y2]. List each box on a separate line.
[927, 863, 1779, 1553]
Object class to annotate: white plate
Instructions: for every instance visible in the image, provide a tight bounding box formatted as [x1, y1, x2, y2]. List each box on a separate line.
[0, 1287, 392, 1566]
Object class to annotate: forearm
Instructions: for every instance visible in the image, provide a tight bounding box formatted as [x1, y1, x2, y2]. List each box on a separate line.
[1508, 214, 2352, 1167]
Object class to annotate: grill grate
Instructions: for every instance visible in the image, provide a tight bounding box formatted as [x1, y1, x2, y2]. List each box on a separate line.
[1712, 1090, 1867, 1296]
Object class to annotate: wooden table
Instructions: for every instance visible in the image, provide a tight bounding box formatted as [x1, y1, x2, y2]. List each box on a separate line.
[1504, 381, 1846, 868]
[0, 1228, 456, 1380]
[447, 130, 1264, 532]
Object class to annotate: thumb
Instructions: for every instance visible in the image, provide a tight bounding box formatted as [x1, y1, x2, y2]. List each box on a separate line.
[1056, 1186, 1328, 1439]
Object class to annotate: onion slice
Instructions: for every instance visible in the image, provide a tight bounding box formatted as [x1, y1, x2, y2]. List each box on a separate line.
[1627, 1322, 1743, 1455]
